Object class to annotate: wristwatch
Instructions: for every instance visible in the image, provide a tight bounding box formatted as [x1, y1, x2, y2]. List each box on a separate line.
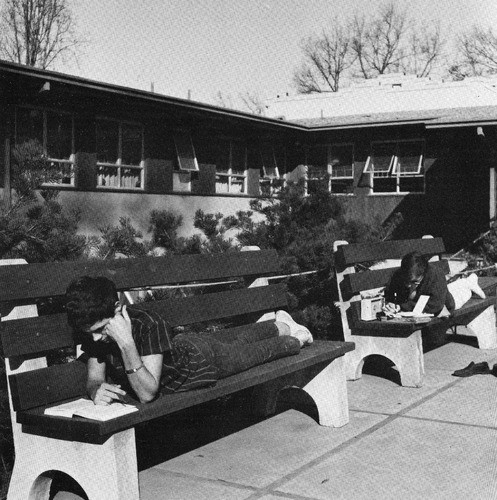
[125, 364, 144, 375]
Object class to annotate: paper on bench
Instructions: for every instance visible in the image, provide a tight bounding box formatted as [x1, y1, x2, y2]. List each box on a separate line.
[399, 295, 433, 317]
[44, 398, 138, 421]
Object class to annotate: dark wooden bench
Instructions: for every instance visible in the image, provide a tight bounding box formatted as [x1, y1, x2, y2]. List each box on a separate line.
[0, 250, 354, 500]
[333, 237, 497, 388]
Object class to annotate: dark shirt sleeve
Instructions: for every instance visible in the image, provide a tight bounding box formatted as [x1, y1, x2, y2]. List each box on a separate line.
[415, 264, 451, 315]
[384, 269, 410, 307]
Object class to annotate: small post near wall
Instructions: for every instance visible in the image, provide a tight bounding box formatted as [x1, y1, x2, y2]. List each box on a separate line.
[4, 137, 11, 211]
[490, 166, 496, 223]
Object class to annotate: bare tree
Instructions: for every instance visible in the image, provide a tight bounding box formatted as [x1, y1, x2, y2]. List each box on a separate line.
[457, 25, 497, 76]
[238, 91, 265, 115]
[294, 2, 445, 93]
[401, 23, 445, 78]
[0, 0, 80, 69]
[293, 21, 355, 93]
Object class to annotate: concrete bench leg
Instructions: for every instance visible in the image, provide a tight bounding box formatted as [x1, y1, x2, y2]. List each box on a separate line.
[303, 356, 349, 427]
[7, 429, 138, 500]
[464, 305, 497, 350]
[345, 331, 424, 388]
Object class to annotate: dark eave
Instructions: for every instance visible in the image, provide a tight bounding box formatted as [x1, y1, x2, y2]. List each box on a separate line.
[0, 60, 306, 132]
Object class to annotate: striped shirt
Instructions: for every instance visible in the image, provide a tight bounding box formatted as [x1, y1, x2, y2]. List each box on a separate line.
[81, 307, 218, 395]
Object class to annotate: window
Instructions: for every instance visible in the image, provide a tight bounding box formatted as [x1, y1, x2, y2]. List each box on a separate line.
[96, 119, 143, 189]
[216, 140, 247, 194]
[259, 144, 284, 195]
[306, 143, 355, 195]
[329, 144, 354, 194]
[364, 140, 424, 194]
[16, 107, 75, 186]
[306, 145, 328, 194]
[173, 132, 198, 171]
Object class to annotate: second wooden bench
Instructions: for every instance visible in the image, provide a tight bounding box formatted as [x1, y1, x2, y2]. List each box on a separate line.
[333, 237, 497, 388]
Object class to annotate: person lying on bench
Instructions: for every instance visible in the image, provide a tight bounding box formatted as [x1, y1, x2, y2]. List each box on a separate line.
[383, 251, 485, 317]
[65, 276, 313, 405]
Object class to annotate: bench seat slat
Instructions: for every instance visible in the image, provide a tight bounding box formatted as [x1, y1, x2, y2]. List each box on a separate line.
[16, 340, 355, 443]
[335, 237, 445, 269]
[1, 285, 288, 358]
[0, 250, 281, 302]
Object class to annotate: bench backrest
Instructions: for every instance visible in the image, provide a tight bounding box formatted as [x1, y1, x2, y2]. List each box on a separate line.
[0, 250, 287, 425]
[333, 238, 448, 338]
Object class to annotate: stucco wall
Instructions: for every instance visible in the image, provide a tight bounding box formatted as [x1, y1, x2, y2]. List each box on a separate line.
[56, 190, 261, 239]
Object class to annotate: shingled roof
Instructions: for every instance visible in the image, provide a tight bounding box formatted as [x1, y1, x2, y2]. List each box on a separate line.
[265, 75, 497, 130]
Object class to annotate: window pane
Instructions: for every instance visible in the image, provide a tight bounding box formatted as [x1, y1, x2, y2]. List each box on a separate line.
[122, 123, 142, 165]
[122, 167, 141, 188]
[231, 142, 246, 174]
[216, 141, 230, 173]
[97, 165, 119, 187]
[230, 178, 244, 193]
[174, 132, 198, 171]
[96, 120, 118, 163]
[307, 145, 328, 181]
[261, 146, 278, 177]
[330, 145, 353, 178]
[371, 143, 395, 174]
[331, 179, 354, 194]
[397, 141, 423, 175]
[373, 177, 397, 192]
[46, 111, 72, 159]
[399, 176, 424, 193]
[16, 107, 43, 146]
[216, 175, 229, 193]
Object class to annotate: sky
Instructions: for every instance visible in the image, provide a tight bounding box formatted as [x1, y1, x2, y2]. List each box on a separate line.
[59, 0, 497, 107]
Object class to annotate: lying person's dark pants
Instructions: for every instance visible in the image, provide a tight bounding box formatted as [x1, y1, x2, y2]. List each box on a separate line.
[173, 320, 301, 379]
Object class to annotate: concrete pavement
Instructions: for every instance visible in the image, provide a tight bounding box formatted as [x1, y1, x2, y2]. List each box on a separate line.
[139, 335, 497, 499]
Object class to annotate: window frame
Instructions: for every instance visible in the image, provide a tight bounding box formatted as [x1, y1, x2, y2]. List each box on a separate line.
[15, 105, 76, 187]
[96, 117, 144, 191]
[173, 131, 199, 172]
[363, 139, 425, 194]
[215, 140, 248, 195]
[305, 143, 355, 195]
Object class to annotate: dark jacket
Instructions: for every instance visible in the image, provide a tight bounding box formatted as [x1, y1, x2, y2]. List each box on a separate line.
[384, 263, 455, 316]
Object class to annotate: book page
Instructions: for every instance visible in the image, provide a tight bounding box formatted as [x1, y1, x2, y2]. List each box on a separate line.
[44, 398, 138, 421]
[74, 403, 138, 421]
[44, 398, 95, 417]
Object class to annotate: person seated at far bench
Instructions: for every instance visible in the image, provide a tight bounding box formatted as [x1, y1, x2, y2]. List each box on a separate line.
[383, 251, 486, 317]
[65, 276, 313, 405]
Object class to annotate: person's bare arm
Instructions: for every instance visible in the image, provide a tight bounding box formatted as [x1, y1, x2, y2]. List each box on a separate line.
[87, 357, 126, 405]
[106, 305, 163, 403]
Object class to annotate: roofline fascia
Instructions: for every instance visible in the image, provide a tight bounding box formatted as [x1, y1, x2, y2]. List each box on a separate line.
[299, 119, 430, 131]
[0, 61, 308, 132]
[426, 120, 497, 129]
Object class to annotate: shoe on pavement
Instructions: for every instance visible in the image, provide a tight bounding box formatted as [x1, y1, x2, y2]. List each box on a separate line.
[275, 310, 313, 347]
[452, 361, 490, 377]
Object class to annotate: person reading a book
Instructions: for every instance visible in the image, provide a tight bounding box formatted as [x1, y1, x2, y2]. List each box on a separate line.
[65, 276, 313, 405]
[383, 251, 485, 317]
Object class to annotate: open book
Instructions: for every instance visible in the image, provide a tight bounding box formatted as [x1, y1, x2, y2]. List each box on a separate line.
[44, 398, 138, 421]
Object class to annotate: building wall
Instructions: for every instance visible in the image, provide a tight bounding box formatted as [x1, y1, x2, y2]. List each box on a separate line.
[56, 190, 260, 239]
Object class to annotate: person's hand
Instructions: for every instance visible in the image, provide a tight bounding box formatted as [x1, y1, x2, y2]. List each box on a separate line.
[105, 304, 133, 348]
[92, 383, 126, 405]
[383, 302, 400, 316]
